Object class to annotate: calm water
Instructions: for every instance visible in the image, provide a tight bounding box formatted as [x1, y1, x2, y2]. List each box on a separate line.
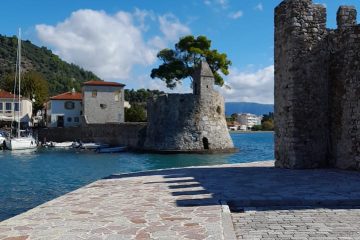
[0, 132, 273, 221]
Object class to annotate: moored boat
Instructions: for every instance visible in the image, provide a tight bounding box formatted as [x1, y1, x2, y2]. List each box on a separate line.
[5, 137, 37, 150]
[80, 143, 109, 150]
[50, 141, 74, 148]
[95, 146, 127, 153]
[5, 29, 37, 151]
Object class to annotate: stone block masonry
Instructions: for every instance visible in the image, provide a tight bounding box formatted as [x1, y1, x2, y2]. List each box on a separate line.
[37, 123, 147, 149]
[275, 0, 360, 170]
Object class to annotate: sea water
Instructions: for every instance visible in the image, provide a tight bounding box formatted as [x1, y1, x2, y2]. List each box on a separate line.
[0, 132, 273, 221]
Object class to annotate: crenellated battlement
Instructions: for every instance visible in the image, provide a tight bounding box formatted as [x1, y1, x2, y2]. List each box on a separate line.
[337, 6, 357, 30]
[275, 0, 360, 171]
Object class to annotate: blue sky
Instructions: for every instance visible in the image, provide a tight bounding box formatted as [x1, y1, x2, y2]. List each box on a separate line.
[1, 0, 360, 103]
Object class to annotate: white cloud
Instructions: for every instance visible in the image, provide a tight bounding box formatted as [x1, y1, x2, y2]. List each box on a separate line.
[133, 8, 155, 31]
[217, 65, 274, 104]
[204, 0, 228, 9]
[158, 14, 191, 42]
[228, 10, 243, 19]
[255, 3, 264, 11]
[36, 9, 190, 81]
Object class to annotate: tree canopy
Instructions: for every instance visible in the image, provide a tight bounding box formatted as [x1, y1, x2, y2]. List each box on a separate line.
[150, 35, 232, 89]
[125, 89, 164, 104]
[125, 104, 147, 122]
[1, 71, 49, 112]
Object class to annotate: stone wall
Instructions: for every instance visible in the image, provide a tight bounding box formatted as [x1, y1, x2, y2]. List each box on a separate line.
[275, 0, 360, 170]
[144, 62, 234, 152]
[36, 123, 146, 149]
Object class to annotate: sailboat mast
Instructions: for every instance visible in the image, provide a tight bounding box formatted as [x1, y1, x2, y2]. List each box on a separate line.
[17, 28, 21, 138]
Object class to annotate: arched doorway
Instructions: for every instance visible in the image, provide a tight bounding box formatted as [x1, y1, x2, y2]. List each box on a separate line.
[202, 137, 209, 150]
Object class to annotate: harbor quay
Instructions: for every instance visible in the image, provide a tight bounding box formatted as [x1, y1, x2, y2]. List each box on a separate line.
[1, 160, 360, 240]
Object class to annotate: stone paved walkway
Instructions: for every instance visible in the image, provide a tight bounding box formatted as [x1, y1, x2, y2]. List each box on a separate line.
[232, 207, 360, 240]
[1, 160, 360, 239]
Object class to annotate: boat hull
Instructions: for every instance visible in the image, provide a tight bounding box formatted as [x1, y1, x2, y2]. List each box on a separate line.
[96, 146, 127, 153]
[51, 142, 74, 148]
[5, 137, 37, 150]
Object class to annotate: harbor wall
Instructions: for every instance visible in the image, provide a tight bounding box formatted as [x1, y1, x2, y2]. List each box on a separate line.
[36, 123, 147, 149]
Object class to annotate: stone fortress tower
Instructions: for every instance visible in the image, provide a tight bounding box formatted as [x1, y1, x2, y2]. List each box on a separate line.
[144, 61, 235, 152]
[275, 0, 360, 170]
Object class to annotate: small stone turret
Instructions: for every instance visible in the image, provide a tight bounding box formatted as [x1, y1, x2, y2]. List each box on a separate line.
[144, 61, 234, 152]
[337, 6, 357, 30]
[193, 61, 214, 97]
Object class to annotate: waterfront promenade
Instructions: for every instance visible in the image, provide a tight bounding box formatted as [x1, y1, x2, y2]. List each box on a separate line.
[1, 161, 360, 239]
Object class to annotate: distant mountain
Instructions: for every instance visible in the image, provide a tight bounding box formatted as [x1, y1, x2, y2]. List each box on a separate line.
[225, 102, 274, 116]
[0, 34, 100, 95]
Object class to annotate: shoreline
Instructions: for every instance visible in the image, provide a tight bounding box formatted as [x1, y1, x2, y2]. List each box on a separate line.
[229, 130, 274, 134]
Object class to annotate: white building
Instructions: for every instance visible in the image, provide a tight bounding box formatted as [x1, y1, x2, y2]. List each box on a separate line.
[0, 90, 33, 127]
[46, 89, 82, 128]
[236, 113, 262, 129]
[46, 81, 127, 128]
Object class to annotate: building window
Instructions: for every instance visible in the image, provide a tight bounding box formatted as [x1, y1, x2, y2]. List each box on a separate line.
[74, 117, 79, 123]
[100, 104, 107, 109]
[0, 103, 3, 112]
[115, 91, 121, 102]
[67, 117, 72, 122]
[64, 101, 75, 110]
[5, 102, 12, 112]
[14, 103, 20, 112]
[47, 102, 51, 110]
[92, 90, 97, 98]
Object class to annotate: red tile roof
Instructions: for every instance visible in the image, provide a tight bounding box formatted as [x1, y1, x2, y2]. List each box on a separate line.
[0, 90, 19, 99]
[83, 80, 125, 87]
[50, 91, 82, 101]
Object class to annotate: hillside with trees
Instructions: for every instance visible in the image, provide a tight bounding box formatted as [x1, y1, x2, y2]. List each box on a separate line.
[0, 34, 99, 96]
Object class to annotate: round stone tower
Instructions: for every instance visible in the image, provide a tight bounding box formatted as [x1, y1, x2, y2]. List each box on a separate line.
[144, 61, 235, 152]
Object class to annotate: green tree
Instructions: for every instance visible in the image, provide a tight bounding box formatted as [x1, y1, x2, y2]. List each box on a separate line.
[1, 71, 49, 112]
[261, 112, 274, 131]
[125, 104, 147, 122]
[125, 89, 164, 104]
[262, 112, 274, 123]
[262, 121, 274, 131]
[151, 35, 232, 89]
[251, 125, 263, 131]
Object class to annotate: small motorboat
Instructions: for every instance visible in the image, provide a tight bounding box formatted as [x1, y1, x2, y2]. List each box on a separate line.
[80, 143, 109, 150]
[50, 141, 74, 148]
[95, 146, 127, 153]
[71, 141, 81, 148]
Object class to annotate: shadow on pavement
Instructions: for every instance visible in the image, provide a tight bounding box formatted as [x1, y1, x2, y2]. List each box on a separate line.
[105, 163, 360, 210]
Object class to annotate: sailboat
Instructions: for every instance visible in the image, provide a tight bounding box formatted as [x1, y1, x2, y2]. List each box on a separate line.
[4, 29, 37, 151]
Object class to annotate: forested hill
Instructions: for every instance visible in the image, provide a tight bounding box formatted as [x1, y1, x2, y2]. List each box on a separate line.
[0, 34, 99, 95]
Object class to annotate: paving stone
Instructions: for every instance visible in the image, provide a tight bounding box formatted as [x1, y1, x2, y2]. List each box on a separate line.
[1, 160, 360, 239]
[232, 207, 360, 240]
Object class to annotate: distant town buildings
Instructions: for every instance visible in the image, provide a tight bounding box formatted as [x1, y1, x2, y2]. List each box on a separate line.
[236, 113, 262, 130]
[46, 80, 126, 128]
[0, 90, 33, 127]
